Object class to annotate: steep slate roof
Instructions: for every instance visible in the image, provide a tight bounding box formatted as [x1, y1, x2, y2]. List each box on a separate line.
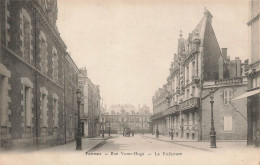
[179, 9, 222, 81]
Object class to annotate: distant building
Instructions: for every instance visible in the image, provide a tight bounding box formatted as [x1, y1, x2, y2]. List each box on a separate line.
[101, 104, 152, 134]
[151, 9, 248, 141]
[64, 53, 80, 142]
[78, 67, 101, 137]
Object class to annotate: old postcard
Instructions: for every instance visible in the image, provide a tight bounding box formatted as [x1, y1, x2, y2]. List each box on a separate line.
[0, 0, 259, 165]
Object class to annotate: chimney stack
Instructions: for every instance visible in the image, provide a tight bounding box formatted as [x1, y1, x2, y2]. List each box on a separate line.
[221, 48, 227, 60]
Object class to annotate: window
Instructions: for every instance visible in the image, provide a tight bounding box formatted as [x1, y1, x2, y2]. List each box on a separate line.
[186, 66, 189, 82]
[224, 116, 232, 131]
[21, 9, 32, 63]
[0, 64, 11, 131]
[39, 31, 48, 74]
[40, 87, 48, 128]
[24, 86, 32, 127]
[42, 94, 47, 127]
[192, 61, 195, 76]
[224, 89, 233, 105]
[252, 77, 260, 88]
[0, 75, 8, 126]
[52, 47, 58, 82]
[53, 94, 59, 128]
[192, 86, 195, 97]
[21, 77, 33, 129]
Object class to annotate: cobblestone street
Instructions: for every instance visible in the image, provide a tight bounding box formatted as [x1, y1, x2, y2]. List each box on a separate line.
[0, 134, 259, 165]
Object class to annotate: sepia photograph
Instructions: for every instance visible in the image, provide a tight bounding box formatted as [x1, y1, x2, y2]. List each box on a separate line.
[0, 0, 259, 165]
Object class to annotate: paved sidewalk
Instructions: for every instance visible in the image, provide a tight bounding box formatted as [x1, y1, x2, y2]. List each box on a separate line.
[143, 134, 250, 152]
[37, 136, 111, 153]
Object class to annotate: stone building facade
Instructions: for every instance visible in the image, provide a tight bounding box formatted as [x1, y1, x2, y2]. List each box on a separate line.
[78, 67, 101, 137]
[239, 0, 260, 147]
[101, 104, 152, 134]
[0, 0, 80, 149]
[151, 9, 248, 141]
[64, 53, 80, 143]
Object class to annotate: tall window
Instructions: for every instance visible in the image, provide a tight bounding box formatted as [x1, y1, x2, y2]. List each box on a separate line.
[24, 86, 32, 127]
[0, 75, 7, 127]
[39, 31, 48, 75]
[224, 116, 232, 131]
[20, 9, 32, 63]
[40, 87, 48, 129]
[53, 95, 59, 128]
[186, 66, 189, 82]
[42, 94, 47, 127]
[0, 64, 11, 130]
[52, 47, 58, 82]
[192, 61, 195, 77]
[21, 77, 33, 131]
[224, 89, 233, 105]
[252, 77, 260, 88]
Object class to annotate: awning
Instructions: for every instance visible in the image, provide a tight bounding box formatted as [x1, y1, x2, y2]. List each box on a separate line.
[232, 89, 260, 101]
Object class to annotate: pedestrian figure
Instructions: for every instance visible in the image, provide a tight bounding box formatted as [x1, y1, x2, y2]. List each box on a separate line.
[132, 130, 134, 137]
[171, 130, 173, 140]
[123, 130, 125, 137]
[156, 129, 159, 138]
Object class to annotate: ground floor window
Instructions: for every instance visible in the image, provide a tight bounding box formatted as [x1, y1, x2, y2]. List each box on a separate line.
[224, 116, 232, 131]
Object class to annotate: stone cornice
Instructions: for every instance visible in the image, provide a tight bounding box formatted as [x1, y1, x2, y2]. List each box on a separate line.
[1, 45, 64, 89]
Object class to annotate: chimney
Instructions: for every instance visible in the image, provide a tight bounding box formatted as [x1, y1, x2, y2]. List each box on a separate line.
[218, 56, 224, 79]
[81, 66, 87, 77]
[221, 48, 227, 60]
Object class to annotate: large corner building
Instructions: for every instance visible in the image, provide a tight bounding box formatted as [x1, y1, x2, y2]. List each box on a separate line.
[151, 10, 248, 141]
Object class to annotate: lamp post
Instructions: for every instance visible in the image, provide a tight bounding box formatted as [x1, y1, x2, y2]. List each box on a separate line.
[102, 116, 104, 138]
[76, 89, 82, 150]
[142, 116, 144, 135]
[209, 89, 217, 148]
[108, 122, 111, 136]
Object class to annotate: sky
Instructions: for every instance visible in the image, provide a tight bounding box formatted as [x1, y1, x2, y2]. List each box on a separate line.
[56, 0, 249, 110]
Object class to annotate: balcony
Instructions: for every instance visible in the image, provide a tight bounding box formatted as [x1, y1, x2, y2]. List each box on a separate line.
[179, 97, 200, 111]
[150, 111, 165, 120]
[167, 104, 179, 114]
[183, 47, 199, 64]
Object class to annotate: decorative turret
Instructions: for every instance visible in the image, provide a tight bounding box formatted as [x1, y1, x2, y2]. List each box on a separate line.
[204, 8, 213, 24]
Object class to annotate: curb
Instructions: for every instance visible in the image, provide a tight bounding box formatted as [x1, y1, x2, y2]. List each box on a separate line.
[87, 136, 112, 140]
[143, 135, 211, 152]
[86, 141, 106, 153]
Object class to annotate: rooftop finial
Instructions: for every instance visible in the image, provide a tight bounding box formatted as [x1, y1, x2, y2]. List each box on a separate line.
[203, 7, 213, 20]
[179, 30, 183, 38]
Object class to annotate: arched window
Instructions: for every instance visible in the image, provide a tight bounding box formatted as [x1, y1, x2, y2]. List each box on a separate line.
[52, 47, 58, 82]
[39, 31, 48, 74]
[20, 9, 32, 63]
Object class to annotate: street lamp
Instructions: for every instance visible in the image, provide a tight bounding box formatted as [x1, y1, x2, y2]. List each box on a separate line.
[102, 116, 104, 138]
[142, 116, 144, 135]
[76, 89, 82, 150]
[108, 122, 111, 136]
[209, 88, 217, 148]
